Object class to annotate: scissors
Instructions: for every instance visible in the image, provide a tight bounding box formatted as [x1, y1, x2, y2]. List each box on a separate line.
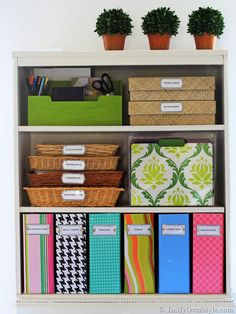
[92, 73, 114, 95]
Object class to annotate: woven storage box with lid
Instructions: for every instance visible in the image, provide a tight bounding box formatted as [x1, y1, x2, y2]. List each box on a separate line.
[28, 156, 119, 171]
[35, 144, 119, 156]
[24, 187, 124, 207]
[128, 76, 216, 125]
[28, 170, 123, 187]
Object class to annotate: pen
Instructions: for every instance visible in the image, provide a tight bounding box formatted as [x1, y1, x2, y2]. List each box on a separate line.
[38, 76, 45, 96]
[28, 75, 34, 94]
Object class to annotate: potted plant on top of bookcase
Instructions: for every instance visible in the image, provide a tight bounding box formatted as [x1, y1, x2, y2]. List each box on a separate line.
[94, 8, 133, 50]
[141, 7, 180, 50]
[187, 7, 225, 49]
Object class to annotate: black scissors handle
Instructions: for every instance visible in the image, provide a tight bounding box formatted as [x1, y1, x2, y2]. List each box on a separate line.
[92, 73, 114, 95]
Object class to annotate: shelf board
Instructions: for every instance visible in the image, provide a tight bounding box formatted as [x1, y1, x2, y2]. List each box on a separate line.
[20, 206, 225, 213]
[18, 125, 225, 133]
[17, 293, 233, 304]
[13, 49, 227, 66]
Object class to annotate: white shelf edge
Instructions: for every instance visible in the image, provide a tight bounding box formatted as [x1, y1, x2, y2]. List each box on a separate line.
[13, 50, 227, 66]
[18, 125, 225, 133]
[16, 293, 234, 305]
[20, 206, 225, 213]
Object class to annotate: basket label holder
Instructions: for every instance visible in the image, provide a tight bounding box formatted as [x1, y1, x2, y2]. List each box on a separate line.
[161, 102, 183, 112]
[61, 190, 85, 201]
[61, 173, 85, 184]
[62, 160, 86, 171]
[63, 145, 86, 156]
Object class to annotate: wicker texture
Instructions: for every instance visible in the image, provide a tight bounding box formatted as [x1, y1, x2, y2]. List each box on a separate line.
[130, 115, 215, 126]
[128, 77, 215, 91]
[28, 171, 123, 187]
[35, 144, 119, 156]
[28, 156, 119, 171]
[129, 101, 216, 115]
[24, 187, 124, 207]
[130, 90, 215, 101]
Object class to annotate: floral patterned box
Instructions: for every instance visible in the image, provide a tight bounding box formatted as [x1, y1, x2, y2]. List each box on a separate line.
[130, 140, 214, 206]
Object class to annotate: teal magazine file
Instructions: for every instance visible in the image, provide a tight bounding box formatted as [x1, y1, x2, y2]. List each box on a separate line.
[89, 214, 121, 293]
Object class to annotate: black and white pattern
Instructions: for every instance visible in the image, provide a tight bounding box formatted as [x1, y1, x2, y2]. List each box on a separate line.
[55, 214, 87, 294]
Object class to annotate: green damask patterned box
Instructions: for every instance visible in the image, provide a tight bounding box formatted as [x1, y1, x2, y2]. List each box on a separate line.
[130, 139, 214, 206]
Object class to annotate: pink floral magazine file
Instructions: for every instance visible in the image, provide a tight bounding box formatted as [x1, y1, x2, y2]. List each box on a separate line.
[23, 214, 55, 294]
[193, 213, 224, 294]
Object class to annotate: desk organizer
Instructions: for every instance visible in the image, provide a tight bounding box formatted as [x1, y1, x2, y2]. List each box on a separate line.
[158, 214, 190, 293]
[23, 214, 55, 294]
[124, 213, 155, 294]
[89, 214, 121, 294]
[24, 187, 124, 207]
[28, 156, 119, 171]
[128, 76, 215, 126]
[28, 170, 123, 187]
[55, 214, 87, 294]
[28, 81, 122, 126]
[192, 213, 224, 294]
[130, 139, 214, 206]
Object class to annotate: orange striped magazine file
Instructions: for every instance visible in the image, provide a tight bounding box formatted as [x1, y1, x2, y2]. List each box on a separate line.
[124, 213, 155, 294]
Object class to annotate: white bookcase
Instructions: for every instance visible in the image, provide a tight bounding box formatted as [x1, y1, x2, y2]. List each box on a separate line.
[13, 50, 233, 305]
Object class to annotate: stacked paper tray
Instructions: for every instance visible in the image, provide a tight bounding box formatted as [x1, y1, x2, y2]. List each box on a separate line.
[128, 76, 216, 126]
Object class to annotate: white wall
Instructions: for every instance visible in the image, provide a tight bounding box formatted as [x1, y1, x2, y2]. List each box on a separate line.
[0, 0, 235, 313]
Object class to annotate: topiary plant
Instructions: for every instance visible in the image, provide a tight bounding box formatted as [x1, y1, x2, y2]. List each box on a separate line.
[187, 7, 225, 37]
[94, 8, 133, 36]
[141, 7, 180, 36]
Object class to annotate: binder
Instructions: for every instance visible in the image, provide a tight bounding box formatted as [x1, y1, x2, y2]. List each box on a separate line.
[89, 214, 121, 293]
[193, 214, 224, 294]
[124, 213, 155, 293]
[55, 214, 87, 294]
[23, 214, 55, 294]
[158, 214, 190, 293]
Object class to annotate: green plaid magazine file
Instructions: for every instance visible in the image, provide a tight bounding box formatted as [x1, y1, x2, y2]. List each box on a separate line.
[130, 141, 214, 206]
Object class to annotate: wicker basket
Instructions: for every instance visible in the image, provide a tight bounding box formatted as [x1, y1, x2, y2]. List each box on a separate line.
[129, 90, 215, 101]
[24, 187, 124, 207]
[28, 156, 119, 171]
[128, 77, 215, 91]
[35, 144, 119, 156]
[129, 101, 216, 115]
[130, 115, 215, 126]
[28, 171, 123, 187]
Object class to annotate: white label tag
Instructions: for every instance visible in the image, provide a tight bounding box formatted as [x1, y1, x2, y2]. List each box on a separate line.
[197, 225, 220, 236]
[161, 78, 183, 89]
[61, 190, 85, 201]
[161, 102, 183, 112]
[26, 224, 50, 235]
[93, 225, 116, 236]
[62, 160, 85, 171]
[162, 224, 186, 235]
[61, 173, 85, 184]
[63, 145, 86, 156]
[128, 224, 151, 236]
[58, 224, 83, 236]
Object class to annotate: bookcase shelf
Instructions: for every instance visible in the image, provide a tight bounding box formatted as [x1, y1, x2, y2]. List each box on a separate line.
[13, 50, 232, 305]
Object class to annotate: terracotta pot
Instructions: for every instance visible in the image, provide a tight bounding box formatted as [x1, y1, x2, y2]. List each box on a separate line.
[147, 33, 171, 50]
[194, 33, 216, 50]
[102, 34, 126, 50]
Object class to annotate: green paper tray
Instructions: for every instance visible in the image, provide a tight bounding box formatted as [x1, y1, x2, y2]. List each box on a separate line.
[28, 81, 122, 126]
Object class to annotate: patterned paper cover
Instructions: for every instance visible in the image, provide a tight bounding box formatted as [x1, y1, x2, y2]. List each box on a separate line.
[130, 141, 214, 206]
[124, 214, 155, 294]
[89, 214, 121, 294]
[55, 214, 87, 294]
[23, 214, 55, 294]
[193, 214, 224, 294]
